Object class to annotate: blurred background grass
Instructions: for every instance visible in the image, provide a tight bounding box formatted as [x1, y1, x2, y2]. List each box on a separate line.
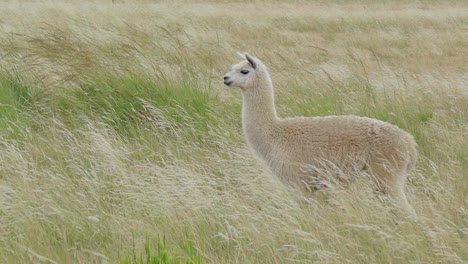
[0, 1, 467, 263]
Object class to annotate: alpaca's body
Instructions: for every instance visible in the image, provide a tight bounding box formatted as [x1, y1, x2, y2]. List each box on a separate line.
[244, 114, 417, 191]
[224, 53, 417, 214]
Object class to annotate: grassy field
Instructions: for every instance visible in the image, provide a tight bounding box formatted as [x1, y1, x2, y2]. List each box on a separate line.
[0, 0, 467, 263]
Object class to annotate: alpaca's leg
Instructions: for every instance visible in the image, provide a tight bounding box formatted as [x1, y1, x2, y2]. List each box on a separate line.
[388, 183, 416, 217]
[368, 161, 416, 217]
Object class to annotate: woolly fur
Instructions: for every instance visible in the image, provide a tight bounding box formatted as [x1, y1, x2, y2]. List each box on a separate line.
[224, 53, 418, 214]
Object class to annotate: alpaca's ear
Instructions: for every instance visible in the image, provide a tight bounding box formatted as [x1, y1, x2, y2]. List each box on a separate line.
[245, 54, 257, 69]
[237, 52, 246, 59]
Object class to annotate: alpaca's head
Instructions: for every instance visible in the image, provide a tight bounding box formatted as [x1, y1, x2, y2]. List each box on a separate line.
[223, 53, 266, 91]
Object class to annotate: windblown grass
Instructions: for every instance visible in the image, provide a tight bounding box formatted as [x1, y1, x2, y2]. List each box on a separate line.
[0, 1, 467, 263]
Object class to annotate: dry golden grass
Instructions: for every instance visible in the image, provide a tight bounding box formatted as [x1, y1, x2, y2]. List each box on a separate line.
[0, 0, 467, 263]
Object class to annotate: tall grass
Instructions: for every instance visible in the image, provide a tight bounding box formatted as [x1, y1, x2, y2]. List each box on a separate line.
[0, 1, 467, 263]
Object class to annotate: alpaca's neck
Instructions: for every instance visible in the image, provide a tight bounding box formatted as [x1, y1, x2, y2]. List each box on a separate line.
[242, 70, 279, 141]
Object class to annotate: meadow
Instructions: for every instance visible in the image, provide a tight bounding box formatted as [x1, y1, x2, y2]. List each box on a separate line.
[0, 0, 467, 263]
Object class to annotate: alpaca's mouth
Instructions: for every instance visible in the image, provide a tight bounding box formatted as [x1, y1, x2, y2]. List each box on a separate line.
[224, 81, 233, 86]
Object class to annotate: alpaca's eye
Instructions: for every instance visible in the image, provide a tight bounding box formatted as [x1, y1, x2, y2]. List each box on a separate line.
[240, 70, 249, 75]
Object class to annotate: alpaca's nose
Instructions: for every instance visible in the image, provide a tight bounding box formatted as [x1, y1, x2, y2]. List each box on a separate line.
[223, 76, 233, 86]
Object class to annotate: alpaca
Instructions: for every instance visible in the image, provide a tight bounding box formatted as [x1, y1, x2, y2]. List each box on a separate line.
[223, 53, 417, 215]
